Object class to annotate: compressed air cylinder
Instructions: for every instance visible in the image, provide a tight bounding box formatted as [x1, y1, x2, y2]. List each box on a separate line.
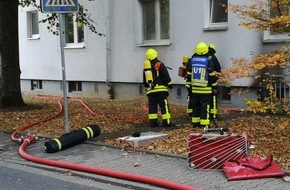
[144, 60, 153, 87]
[183, 55, 189, 68]
[178, 55, 189, 77]
[44, 124, 101, 153]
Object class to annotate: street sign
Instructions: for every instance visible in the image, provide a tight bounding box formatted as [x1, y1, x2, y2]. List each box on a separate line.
[41, 0, 78, 13]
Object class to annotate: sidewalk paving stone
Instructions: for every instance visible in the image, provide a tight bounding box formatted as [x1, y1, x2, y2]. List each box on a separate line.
[0, 132, 289, 190]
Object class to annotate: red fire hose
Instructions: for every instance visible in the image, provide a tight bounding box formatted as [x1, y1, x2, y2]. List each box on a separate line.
[12, 95, 200, 190]
[19, 135, 199, 190]
[11, 98, 63, 143]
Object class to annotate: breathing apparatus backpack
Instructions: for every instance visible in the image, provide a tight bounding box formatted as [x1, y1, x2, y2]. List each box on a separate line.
[178, 55, 189, 78]
[144, 60, 161, 89]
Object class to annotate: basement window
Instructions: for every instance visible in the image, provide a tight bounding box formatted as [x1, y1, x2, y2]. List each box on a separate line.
[31, 80, 42, 90]
[220, 86, 231, 100]
[68, 81, 82, 92]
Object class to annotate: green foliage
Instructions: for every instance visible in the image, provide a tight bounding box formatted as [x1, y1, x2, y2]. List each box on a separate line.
[19, 0, 104, 36]
[19, 0, 36, 7]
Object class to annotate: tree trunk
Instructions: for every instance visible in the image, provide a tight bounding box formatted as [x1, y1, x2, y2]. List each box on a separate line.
[0, 0, 25, 108]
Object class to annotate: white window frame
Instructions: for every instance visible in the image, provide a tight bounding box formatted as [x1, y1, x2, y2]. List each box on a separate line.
[204, 0, 228, 31]
[27, 11, 40, 40]
[135, 0, 171, 46]
[31, 80, 43, 91]
[68, 81, 82, 92]
[263, 30, 290, 43]
[65, 14, 85, 48]
[263, 1, 290, 43]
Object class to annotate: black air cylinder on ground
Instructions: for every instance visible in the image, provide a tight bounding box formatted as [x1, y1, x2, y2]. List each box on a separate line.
[44, 124, 101, 153]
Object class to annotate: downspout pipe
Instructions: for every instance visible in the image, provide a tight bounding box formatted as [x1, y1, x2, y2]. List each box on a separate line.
[105, 0, 113, 99]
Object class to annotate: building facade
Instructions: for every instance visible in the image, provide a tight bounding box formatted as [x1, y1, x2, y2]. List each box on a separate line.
[19, 0, 290, 108]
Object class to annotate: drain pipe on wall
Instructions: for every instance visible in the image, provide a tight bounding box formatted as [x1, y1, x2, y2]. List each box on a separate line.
[105, 0, 114, 99]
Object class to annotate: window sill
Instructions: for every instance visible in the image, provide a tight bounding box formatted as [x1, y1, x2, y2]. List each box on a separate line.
[137, 41, 171, 47]
[68, 91, 83, 95]
[32, 89, 43, 92]
[27, 36, 40, 40]
[203, 25, 228, 31]
[64, 43, 85, 49]
[263, 38, 290, 43]
[263, 36, 290, 43]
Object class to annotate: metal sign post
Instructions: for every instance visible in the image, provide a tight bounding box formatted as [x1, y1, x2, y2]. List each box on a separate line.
[59, 14, 70, 134]
[40, 0, 78, 133]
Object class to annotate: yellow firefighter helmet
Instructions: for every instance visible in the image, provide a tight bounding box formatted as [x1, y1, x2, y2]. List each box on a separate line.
[146, 49, 158, 60]
[195, 42, 209, 55]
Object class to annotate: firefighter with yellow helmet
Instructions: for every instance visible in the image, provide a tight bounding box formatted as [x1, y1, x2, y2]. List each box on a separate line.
[208, 43, 221, 120]
[143, 48, 174, 128]
[186, 42, 218, 128]
[208, 43, 221, 73]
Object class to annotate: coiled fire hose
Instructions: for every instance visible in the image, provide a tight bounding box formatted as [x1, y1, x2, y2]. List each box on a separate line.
[12, 95, 200, 190]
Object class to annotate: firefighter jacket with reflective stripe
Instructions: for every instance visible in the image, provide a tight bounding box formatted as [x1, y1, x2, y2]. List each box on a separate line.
[143, 59, 173, 95]
[186, 54, 218, 94]
[209, 48, 221, 73]
[191, 56, 210, 87]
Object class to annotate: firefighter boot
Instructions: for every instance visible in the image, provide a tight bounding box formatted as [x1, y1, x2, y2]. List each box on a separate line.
[149, 119, 159, 128]
[192, 123, 201, 128]
[162, 119, 175, 127]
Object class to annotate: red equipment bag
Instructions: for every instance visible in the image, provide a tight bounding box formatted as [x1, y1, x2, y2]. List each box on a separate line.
[223, 156, 284, 181]
[187, 133, 247, 170]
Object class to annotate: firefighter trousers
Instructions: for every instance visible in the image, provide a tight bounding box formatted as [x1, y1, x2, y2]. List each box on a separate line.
[189, 93, 217, 120]
[148, 92, 172, 127]
[190, 93, 212, 128]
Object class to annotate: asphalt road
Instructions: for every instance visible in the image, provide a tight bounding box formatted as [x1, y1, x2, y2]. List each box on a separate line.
[0, 161, 136, 190]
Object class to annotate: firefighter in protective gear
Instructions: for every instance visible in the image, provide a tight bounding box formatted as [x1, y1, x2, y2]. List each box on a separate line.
[143, 48, 174, 128]
[181, 55, 193, 117]
[178, 55, 192, 116]
[208, 44, 221, 73]
[186, 42, 218, 128]
[208, 43, 221, 120]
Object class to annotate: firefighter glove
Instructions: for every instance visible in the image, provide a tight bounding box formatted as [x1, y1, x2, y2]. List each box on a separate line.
[212, 88, 218, 95]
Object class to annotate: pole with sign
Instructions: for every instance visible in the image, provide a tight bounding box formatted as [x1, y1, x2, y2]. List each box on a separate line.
[41, 0, 78, 13]
[41, 0, 78, 134]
